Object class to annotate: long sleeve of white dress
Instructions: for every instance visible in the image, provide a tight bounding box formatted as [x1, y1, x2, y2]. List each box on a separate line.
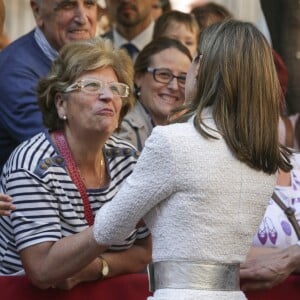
[94, 126, 175, 245]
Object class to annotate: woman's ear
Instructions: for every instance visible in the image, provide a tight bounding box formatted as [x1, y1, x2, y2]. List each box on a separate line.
[55, 93, 67, 120]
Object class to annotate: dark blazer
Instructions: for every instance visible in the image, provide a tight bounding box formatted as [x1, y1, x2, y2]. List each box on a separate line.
[0, 30, 52, 172]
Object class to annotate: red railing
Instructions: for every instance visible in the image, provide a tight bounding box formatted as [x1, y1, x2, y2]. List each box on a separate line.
[1, 273, 300, 299]
[0, 273, 152, 300]
[245, 275, 300, 300]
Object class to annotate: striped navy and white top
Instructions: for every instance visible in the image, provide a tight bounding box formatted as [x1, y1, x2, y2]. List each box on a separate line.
[0, 131, 150, 275]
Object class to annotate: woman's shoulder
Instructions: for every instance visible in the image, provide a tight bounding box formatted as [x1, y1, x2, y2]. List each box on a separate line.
[152, 120, 216, 141]
[107, 134, 138, 149]
[146, 122, 201, 151]
[105, 135, 140, 160]
[7, 131, 49, 159]
[2, 131, 56, 176]
[153, 121, 195, 135]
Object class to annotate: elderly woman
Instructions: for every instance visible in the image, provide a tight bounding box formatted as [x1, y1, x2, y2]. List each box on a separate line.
[115, 37, 192, 151]
[0, 37, 151, 289]
[92, 20, 291, 299]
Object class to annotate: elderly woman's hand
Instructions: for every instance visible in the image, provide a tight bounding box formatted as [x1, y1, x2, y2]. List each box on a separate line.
[0, 193, 15, 216]
[51, 258, 103, 290]
[240, 245, 300, 291]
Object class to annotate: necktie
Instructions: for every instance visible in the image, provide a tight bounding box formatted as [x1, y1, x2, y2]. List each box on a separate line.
[121, 43, 139, 59]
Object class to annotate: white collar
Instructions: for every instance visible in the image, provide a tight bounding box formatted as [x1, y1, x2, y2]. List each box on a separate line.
[112, 21, 154, 51]
[34, 27, 59, 61]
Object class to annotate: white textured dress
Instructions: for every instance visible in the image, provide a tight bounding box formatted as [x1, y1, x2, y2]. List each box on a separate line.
[94, 112, 276, 299]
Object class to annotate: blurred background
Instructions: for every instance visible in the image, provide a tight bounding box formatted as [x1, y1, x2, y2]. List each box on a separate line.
[3, 0, 269, 42]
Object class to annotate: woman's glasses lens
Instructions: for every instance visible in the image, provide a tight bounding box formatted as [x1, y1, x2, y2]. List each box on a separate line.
[147, 68, 186, 87]
[65, 79, 129, 97]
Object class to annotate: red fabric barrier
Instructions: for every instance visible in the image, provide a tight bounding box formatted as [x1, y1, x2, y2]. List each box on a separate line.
[2, 273, 299, 300]
[245, 275, 300, 300]
[1, 273, 152, 300]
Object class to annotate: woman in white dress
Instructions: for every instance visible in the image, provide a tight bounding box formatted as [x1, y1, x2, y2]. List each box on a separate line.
[92, 20, 292, 299]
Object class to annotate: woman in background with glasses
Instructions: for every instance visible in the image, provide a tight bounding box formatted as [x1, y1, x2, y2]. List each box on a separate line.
[0, 37, 151, 289]
[115, 37, 192, 151]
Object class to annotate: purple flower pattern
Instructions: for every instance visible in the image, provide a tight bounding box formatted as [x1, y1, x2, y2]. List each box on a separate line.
[254, 167, 300, 247]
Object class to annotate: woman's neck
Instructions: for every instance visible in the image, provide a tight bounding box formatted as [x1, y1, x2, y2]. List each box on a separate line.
[63, 129, 108, 188]
[152, 115, 169, 126]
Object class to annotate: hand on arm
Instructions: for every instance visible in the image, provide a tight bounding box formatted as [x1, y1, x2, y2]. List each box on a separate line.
[53, 258, 104, 290]
[20, 227, 108, 289]
[57, 234, 152, 289]
[20, 228, 151, 290]
[240, 245, 300, 291]
[100, 235, 152, 278]
[0, 193, 15, 216]
[47, 235, 151, 290]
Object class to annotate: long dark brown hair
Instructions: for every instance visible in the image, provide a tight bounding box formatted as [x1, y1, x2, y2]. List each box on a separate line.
[183, 20, 291, 174]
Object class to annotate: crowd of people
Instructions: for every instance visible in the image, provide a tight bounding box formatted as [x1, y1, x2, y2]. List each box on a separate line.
[0, 0, 300, 299]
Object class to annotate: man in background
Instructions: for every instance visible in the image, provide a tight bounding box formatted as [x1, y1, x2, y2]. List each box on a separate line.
[0, 0, 98, 173]
[103, 0, 154, 60]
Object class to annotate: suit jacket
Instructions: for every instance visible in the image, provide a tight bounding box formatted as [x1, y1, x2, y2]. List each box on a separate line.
[0, 30, 52, 172]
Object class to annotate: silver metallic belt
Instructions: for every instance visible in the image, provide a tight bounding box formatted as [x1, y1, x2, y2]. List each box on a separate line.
[147, 261, 240, 292]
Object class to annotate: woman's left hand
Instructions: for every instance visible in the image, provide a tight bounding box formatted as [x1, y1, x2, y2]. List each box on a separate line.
[240, 245, 300, 291]
[0, 193, 16, 216]
[52, 258, 103, 290]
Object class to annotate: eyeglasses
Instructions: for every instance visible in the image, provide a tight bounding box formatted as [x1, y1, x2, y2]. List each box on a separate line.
[64, 79, 130, 98]
[147, 67, 187, 88]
